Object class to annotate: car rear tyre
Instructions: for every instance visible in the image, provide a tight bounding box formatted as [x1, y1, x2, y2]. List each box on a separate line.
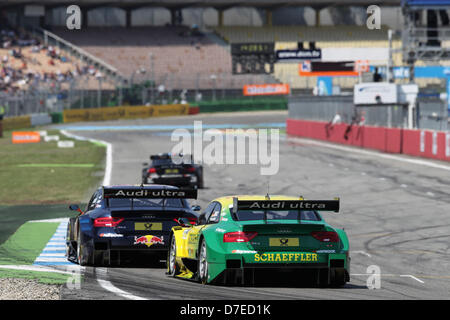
[77, 237, 87, 266]
[330, 268, 346, 287]
[167, 236, 179, 276]
[198, 240, 209, 284]
[197, 176, 204, 189]
[77, 230, 92, 266]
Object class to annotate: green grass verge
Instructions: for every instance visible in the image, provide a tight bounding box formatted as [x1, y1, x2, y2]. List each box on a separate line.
[0, 222, 58, 265]
[0, 268, 69, 284]
[0, 129, 102, 284]
[0, 129, 105, 205]
[0, 204, 86, 246]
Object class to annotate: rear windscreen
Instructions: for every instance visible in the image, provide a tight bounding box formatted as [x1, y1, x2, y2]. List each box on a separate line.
[108, 198, 184, 208]
[234, 210, 321, 221]
[152, 159, 174, 166]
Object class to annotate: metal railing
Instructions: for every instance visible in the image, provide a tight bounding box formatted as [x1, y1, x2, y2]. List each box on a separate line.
[0, 73, 283, 118]
[288, 95, 408, 129]
[31, 27, 125, 84]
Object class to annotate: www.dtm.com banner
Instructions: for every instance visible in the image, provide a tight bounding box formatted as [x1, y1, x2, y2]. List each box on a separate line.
[63, 104, 189, 123]
[243, 84, 290, 96]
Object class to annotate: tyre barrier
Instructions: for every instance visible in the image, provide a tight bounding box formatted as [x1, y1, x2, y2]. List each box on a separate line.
[286, 118, 450, 162]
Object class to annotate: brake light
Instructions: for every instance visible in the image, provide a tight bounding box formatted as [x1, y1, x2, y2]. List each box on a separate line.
[223, 231, 258, 243]
[148, 167, 156, 174]
[94, 217, 124, 227]
[311, 231, 339, 242]
[173, 217, 198, 227]
[186, 166, 196, 173]
[187, 217, 197, 225]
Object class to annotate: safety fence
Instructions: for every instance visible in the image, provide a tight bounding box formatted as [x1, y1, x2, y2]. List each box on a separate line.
[192, 97, 287, 113]
[288, 95, 408, 129]
[416, 97, 449, 131]
[287, 118, 450, 162]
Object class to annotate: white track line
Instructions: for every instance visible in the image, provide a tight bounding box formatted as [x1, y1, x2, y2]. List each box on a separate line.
[287, 136, 450, 171]
[62, 130, 147, 300]
[60, 130, 112, 186]
[95, 268, 148, 300]
[400, 274, 425, 284]
[352, 251, 372, 258]
[0, 264, 82, 275]
[352, 273, 425, 284]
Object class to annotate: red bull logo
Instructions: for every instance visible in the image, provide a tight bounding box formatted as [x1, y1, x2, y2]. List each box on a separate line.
[134, 235, 164, 247]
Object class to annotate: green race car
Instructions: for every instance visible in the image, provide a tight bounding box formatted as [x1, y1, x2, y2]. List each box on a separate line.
[167, 195, 350, 287]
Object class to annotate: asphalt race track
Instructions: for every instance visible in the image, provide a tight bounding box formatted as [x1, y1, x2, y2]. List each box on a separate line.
[58, 111, 450, 300]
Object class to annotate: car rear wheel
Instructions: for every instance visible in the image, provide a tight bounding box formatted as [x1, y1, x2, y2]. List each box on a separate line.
[77, 237, 86, 266]
[198, 240, 208, 284]
[77, 229, 92, 266]
[197, 175, 204, 189]
[167, 236, 179, 276]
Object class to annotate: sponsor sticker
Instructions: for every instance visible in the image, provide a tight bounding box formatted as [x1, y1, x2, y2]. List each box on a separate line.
[133, 235, 164, 247]
[135, 222, 162, 231]
[254, 252, 318, 263]
[104, 188, 197, 199]
[12, 131, 41, 144]
[236, 199, 339, 212]
[432, 131, 438, 155]
[420, 131, 425, 153]
[99, 233, 123, 238]
[269, 238, 299, 247]
[231, 250, 257, 254]
[243, 84, 290, 96]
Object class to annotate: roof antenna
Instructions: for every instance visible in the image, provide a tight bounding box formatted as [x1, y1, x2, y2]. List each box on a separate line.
[265, 176, 270, 200]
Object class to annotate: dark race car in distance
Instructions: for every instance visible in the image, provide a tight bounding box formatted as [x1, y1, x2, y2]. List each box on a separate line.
[66, 185, 200, 266]
[142, 153, 204, 189]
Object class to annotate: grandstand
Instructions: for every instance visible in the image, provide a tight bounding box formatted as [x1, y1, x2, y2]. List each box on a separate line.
[51, 26, 276, 90]
[0, 0, 449, 114]
[0, 25, 116, 97]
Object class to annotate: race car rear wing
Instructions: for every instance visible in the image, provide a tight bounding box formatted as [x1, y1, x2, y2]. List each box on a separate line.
[232, 197, 339, 213]
[103, 187, 197, 199]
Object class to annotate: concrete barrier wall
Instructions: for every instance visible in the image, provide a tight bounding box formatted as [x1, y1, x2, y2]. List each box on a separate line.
[2, 115, 32, 130]
[30, 113, 52, 127]
[63, 104, 190, 123]
[287, 118, 450, 162]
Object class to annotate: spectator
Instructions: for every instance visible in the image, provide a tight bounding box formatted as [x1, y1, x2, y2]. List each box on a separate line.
[344, 110, 365, 141]
[325, 112, 342, 138]
[373, 67, 382, 82]
[0, 104, 5, 138]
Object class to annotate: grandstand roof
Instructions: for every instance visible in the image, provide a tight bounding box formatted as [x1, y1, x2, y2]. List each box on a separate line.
[0, 0, 402, 9]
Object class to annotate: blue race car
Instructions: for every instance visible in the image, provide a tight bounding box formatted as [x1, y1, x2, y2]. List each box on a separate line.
[66, 185, 199, 266]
